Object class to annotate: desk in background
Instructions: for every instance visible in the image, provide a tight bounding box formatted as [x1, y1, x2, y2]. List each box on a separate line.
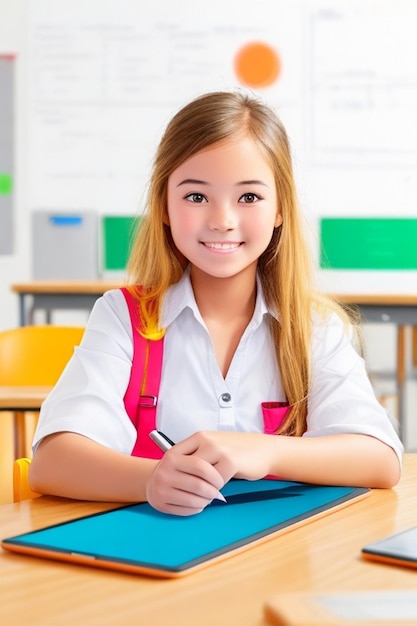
[0, 386, 52, 459]
[12, 282, 417, 332]
[0, 386, 52, 411]
[334, 294, 417, 443]
[0, 455, 416, 625]
[11, 280, 122, 326]
[10, 283, 417, 441]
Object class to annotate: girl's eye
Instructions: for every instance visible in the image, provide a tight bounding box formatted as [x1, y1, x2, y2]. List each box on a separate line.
[239, 192, 261, 204]
[184, 192, 207, 203]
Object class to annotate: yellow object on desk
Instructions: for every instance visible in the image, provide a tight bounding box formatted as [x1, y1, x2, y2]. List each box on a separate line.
[13, 457, 40, 503]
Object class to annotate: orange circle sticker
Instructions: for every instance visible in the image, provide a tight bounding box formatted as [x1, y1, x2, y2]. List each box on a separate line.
[234, 41, 281, 88]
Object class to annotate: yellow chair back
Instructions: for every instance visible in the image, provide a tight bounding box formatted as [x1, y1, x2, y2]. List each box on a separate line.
[0, 325, 84, 462]
[13, 457, 41, 502]
[0, 325, 85, 385]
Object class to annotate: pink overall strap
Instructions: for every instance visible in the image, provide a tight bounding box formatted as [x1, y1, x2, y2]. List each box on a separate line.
[120, 287, 164, 459]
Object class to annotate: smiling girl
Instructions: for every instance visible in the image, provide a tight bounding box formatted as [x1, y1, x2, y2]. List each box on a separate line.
[30, 91, 403, 515]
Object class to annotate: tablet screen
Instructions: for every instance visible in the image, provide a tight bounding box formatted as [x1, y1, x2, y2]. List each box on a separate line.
[2, 479, 369, 576]
[362, 525, 417, 568]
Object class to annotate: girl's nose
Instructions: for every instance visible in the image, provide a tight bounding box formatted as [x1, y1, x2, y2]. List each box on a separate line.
[208, 202, 237, 231]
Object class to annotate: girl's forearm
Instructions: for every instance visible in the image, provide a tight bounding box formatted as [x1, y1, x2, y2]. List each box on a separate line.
[170, 430, 401, 490]
[29, 431, 401, 506]
[29, 432, 157, 502]
[263, 433, 401, 488]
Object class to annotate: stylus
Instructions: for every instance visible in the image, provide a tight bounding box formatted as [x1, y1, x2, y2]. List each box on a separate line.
[210, 486, 302, 506]
[149, 429, 227, 503]
[149, 429, 175, 452]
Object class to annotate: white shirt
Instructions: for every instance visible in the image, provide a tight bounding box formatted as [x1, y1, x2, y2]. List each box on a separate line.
[33, 272, 403, 463]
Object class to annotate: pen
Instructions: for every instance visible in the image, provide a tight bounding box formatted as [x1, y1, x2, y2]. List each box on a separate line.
[149, 429, 175, 452]
[148, 429, 227, 503]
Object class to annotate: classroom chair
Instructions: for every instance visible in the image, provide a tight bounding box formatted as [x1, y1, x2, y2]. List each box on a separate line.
[13, 457, 40, 502]
[0, 325, 84, 459]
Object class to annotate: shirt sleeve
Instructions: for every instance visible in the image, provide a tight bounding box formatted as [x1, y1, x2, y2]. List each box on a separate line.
[32, 290, 138, 454]
[304, 311, 404, 464]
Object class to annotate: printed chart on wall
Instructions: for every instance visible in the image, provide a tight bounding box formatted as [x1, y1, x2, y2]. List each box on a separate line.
[27, 0, 417, 292]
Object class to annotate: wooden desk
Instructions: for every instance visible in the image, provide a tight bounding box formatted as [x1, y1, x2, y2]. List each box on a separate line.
[11, 280, 123, 326]
[334, 294, 417, 442]
[0, 386, 52, 411]
[0, 386, 51, 459]
[334, 293, 417, 331]
[0, 455, 416, 626]
[9, 283, 417, 438]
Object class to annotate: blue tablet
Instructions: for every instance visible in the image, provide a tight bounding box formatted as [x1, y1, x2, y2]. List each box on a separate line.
[2, 479, 369, 578]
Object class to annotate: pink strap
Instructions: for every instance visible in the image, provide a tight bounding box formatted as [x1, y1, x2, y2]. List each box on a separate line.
[122, 286, 289, 463]
[121, 288, 164, 459]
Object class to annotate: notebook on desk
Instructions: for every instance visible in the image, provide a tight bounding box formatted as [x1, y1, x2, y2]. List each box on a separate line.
[2, 479, 369, 578]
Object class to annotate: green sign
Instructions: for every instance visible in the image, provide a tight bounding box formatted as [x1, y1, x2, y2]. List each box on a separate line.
[102, 216, 140, 271]
[320, 218, 417, 270]
[0, 173, 12, 195]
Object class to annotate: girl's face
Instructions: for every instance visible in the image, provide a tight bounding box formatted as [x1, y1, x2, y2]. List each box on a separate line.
[166, 137, 282, 281]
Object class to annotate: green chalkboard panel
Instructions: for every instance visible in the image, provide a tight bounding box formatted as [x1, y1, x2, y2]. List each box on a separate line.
[102, 215, 140, 271]
[320, 218, 417, 270]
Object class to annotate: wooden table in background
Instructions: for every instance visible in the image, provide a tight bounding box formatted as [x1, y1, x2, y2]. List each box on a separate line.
[9, 283, 417, 439]
[334, 293, 417, 441]
[0, 455, 416, 625]
[0, 386, 52, 411]
[0, 386, 52, 458]
[11, 280, 123, 326]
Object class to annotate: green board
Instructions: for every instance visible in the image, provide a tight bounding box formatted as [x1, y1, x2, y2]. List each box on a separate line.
[320, 218, 417, 270]
[102, 216, 140, 271]
[0, 173, 13, 195]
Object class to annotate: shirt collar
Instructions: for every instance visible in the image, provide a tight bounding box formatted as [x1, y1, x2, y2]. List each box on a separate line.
[161, 267, 277, 329]
[161, 267, 198, 328]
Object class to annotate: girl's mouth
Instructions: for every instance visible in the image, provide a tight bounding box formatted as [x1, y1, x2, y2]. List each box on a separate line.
[202, 242, 242, 250]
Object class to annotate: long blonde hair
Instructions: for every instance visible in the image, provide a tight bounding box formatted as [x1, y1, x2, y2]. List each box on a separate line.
[127, 91, 352, 435]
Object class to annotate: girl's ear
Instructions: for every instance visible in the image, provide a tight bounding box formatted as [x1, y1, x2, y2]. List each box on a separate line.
[274, 213, 283, 228]
[162, 211, 170, 226]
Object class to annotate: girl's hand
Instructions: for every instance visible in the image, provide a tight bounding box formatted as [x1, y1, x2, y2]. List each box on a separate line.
[145, 446, 226, 516]
[174, 431, 274, 482]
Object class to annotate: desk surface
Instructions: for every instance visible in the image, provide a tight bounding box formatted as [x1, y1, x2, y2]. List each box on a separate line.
[0, 455, 416, 626]
[11, 281, 417, 304]
[11, 280, 123, 295]
[0, 386, 52, 410]
[334, 293, 417, 306]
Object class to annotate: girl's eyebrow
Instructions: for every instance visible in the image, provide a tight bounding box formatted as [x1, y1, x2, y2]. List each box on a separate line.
[177, 178, 208, 187]
[176, 178, 268, 187]
[236, 179, 268, 186]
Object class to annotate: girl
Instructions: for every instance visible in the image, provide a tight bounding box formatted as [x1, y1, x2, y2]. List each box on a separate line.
[30, 91, 403, 516]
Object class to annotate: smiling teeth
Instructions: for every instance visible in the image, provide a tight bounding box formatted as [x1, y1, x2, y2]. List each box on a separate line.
[205, 242, 240, 250]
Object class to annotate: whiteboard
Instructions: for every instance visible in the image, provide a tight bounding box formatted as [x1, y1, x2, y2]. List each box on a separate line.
[26, 0, 417, 293]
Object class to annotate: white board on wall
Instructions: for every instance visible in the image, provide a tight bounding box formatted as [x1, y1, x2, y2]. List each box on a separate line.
[26, 0, 417, 294]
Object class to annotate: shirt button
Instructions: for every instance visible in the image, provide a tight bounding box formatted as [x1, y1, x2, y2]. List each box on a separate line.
[221, 393, 231, 403]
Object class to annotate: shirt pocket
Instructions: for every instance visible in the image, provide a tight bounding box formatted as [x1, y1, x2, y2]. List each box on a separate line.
[261, 401, 290, 434]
